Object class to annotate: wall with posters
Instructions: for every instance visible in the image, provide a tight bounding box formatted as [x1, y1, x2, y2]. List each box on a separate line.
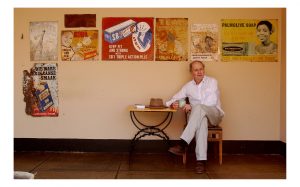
[14, 8, 286, 142]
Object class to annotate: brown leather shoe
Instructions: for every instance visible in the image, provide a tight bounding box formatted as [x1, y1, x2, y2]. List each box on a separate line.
[195, 160, 206, 174]
[168, 145, 185, 156]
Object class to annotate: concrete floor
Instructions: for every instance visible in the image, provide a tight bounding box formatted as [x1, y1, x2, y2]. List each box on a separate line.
[14, 151, 286, 179]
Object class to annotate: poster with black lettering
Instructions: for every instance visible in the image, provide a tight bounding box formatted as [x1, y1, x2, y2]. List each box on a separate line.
[191, 23, 218, 62]
[102, 17, 154, 61]
[23, 63, 58, 117]
[61, 30, 98, 61]
[221, 19, 278, 62]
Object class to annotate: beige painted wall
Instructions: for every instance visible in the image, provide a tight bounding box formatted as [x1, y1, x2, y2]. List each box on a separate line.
[14, 8, 286, 140]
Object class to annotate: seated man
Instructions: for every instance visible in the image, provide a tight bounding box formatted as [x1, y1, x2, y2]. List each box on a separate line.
[166, 60, 224, 174]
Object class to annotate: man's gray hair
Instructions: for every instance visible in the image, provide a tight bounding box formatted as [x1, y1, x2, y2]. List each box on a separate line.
[189, 61, 205, 72]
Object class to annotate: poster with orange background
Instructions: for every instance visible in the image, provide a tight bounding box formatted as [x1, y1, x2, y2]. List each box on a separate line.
[155, 18, 188, 61]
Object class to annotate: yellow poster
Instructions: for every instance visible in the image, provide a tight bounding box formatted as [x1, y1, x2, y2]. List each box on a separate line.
[61, 30, 98, 61]
[221, 19, 278, 62]
[155, 18, 188, 61]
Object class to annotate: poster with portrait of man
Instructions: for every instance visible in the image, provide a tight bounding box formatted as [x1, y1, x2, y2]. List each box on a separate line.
[102, 17, 154, 61]
[221, 19, 278, 62]
[61, 30, 98, 61]
[30, 21, 58, 61]
[155, 18, 188, 61]
[191, 24, 218, 62]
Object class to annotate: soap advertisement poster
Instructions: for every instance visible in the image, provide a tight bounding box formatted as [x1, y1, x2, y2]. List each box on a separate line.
[102, 17, 154, 61]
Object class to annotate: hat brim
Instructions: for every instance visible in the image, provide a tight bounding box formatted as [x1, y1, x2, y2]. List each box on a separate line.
[146, 105, 168, 109]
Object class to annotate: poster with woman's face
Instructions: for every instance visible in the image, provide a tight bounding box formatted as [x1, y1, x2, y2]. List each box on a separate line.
[221, 19, 278, 62]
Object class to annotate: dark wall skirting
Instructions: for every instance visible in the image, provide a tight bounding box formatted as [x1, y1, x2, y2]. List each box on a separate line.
[223, 140, 286, 156]
[14, 138, 286, 156]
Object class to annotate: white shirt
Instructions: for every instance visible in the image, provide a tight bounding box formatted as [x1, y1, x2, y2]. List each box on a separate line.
[166, 75, 224, 116]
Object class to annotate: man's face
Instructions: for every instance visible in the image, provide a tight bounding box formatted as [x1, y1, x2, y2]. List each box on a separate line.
[191, 62, 205, 82]
[62, 32, 73, 47]
[205, 37, 213, 47]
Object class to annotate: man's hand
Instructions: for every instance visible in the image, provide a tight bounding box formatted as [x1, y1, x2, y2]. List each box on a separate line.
[171, 101, 179, 110]
[183, 104, 192, 113]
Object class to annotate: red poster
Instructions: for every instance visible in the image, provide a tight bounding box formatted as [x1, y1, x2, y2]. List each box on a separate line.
[102, 17, 154, 61]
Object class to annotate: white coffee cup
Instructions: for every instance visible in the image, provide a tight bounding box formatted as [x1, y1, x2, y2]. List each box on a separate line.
[178, 99, 186, 108]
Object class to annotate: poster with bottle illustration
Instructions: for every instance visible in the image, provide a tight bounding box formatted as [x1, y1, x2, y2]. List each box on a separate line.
[221, 19, 278, 62]
[30, 21, 58, 61]
[102, 17, 154, 61]
[155, 18, 188, 61]
[23, 63, 59, 117]
[61, 30, 98, 61]
[191, 23, 218, 61]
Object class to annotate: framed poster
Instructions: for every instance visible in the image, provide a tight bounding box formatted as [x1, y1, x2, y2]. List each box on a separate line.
[191, 24, 218, 61]
[221, 19, 278, 62]
[155, 18, 188, 61]
[30, 21, 58, 61]
[102, 17, 154, 61]
[61, 30, 98, 61]
[23, 63, 59, 117]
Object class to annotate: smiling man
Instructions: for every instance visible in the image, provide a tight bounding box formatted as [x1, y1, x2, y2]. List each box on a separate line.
[166, 61, 224, 174]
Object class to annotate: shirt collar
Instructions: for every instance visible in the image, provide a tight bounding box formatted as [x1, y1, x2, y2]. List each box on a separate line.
[192, 75, 207, 85]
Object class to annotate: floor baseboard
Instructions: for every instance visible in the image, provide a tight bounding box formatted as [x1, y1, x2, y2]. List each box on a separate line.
[14, 138, 286, 156]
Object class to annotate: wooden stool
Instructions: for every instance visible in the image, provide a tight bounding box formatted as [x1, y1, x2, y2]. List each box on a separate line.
[182, 125, 223, 165]
[182, 98, 223, 165]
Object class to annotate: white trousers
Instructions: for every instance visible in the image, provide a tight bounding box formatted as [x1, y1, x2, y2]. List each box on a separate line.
[180, 104, 223, 161]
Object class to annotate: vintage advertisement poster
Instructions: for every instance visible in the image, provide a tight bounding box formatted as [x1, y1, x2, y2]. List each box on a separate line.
[155, 18, 188, 61]
[191, 24, 218, 61]
[221, 19, 278, 62]
[61, 30, 98, 61]
[64, 14, 96, 28]
[23, 63, 58, 117]
[102, 17, 154, 61]
[30, 21, 58, 61]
